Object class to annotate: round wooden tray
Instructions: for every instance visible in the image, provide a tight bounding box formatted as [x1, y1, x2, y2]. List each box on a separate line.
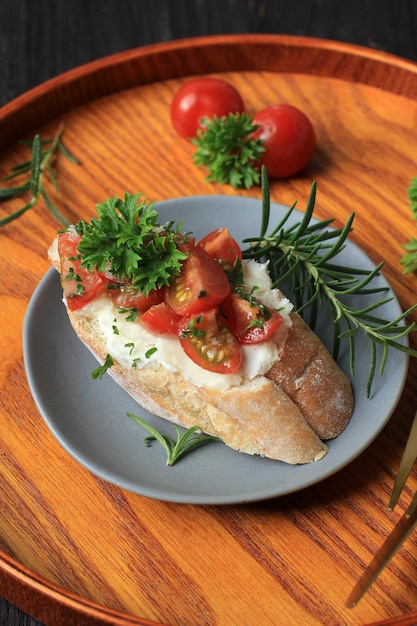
[2, 34, 417, 626]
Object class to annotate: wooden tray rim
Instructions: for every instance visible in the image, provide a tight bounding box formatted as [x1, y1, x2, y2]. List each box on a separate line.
[2, 32, 417, 626]
[2, 33, 417, 150]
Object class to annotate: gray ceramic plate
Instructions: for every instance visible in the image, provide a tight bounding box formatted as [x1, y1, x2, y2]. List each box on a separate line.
[23, 196, 408, 505]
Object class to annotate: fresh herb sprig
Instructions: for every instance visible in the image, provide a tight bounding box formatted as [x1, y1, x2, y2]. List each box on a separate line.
[0, 124, 78, 227]
[192, 112, 265, 189]
[127, 413, 221, 466]
[401, 176, 417, 274]
[75, 192, 188, 295]
[243, 171, 417, 396]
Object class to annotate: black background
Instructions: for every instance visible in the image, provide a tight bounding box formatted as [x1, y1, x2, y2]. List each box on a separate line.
[2, 1, 417, 624]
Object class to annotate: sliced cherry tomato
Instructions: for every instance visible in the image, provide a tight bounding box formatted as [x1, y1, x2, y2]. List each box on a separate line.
[178, 308, 242, 374]
[58, 231, 107, 311]
[173, 233, 196, 252]
[251, 104, 316, 179]
[165, 246, 230, 316]
[140, 302, 181, 336]
[171, 78, 245, 139]
[197, 227, 242, 272]
[220, 292, 284, 344]
[108, 284, 164, 311]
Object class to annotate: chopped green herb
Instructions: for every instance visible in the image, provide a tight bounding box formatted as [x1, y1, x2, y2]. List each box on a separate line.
[227, 258, 244, 288]
[180, 316, 205, 339]
[117, 306, 138, 323]
[145, 347, 158, 359]
[91, 354, 114, 380]
[64, 267, 80, 282]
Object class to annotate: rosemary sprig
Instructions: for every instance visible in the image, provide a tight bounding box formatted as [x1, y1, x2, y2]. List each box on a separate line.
[0, 124, 79, 228]
[401, 176, 417, 274]
[127, 413, 221, 466]
[243, 171, 417, 396]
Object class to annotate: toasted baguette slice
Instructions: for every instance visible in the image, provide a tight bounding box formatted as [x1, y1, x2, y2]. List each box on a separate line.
[49, 237, 353, 464]
[66, 308, 328, 464]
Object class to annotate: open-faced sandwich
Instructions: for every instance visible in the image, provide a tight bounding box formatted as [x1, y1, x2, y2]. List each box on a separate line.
[48, 193, 354, 465]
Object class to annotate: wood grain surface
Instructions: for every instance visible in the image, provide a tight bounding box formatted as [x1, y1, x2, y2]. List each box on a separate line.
[2, 32, 417, 626]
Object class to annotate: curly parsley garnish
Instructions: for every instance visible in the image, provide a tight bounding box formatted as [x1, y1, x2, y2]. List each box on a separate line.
[75, 192, 188, 295]
[192, 112, 265, 189]
[117, 306, 138, 323]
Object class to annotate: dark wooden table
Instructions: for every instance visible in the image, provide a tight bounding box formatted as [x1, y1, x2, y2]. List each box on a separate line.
[2, 1, 417, 624]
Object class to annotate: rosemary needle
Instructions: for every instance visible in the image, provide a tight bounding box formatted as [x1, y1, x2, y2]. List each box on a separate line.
[127, 413, 221, 466]
[0, 124, 79, 228]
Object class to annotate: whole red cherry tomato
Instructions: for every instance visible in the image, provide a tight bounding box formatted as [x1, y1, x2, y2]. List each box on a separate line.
[171, 78, 245, 139]
[252, 104, 316, 178]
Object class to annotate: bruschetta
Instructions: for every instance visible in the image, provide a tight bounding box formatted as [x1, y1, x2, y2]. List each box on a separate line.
[48, 193, 354, 464]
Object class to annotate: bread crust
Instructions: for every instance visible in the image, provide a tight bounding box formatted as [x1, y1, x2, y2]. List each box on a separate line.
[68, 309, 328, 464]
[49, 236, 353, 465]
[266, 312, 354, 440]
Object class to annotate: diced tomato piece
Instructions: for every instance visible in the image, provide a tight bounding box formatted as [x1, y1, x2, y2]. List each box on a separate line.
[197, 227, 242, 272]
[108, 284, 164, 311]
[173, 233, 196, 252]
[140, 302, 181, 336]
[220, 292, 284, 344]
[58, 231, 107, 311]
[178, 308, 242, 374]
[165, 246, 230, 316]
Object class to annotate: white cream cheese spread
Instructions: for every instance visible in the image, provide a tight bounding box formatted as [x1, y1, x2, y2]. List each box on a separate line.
[76, 260, 293, 391]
